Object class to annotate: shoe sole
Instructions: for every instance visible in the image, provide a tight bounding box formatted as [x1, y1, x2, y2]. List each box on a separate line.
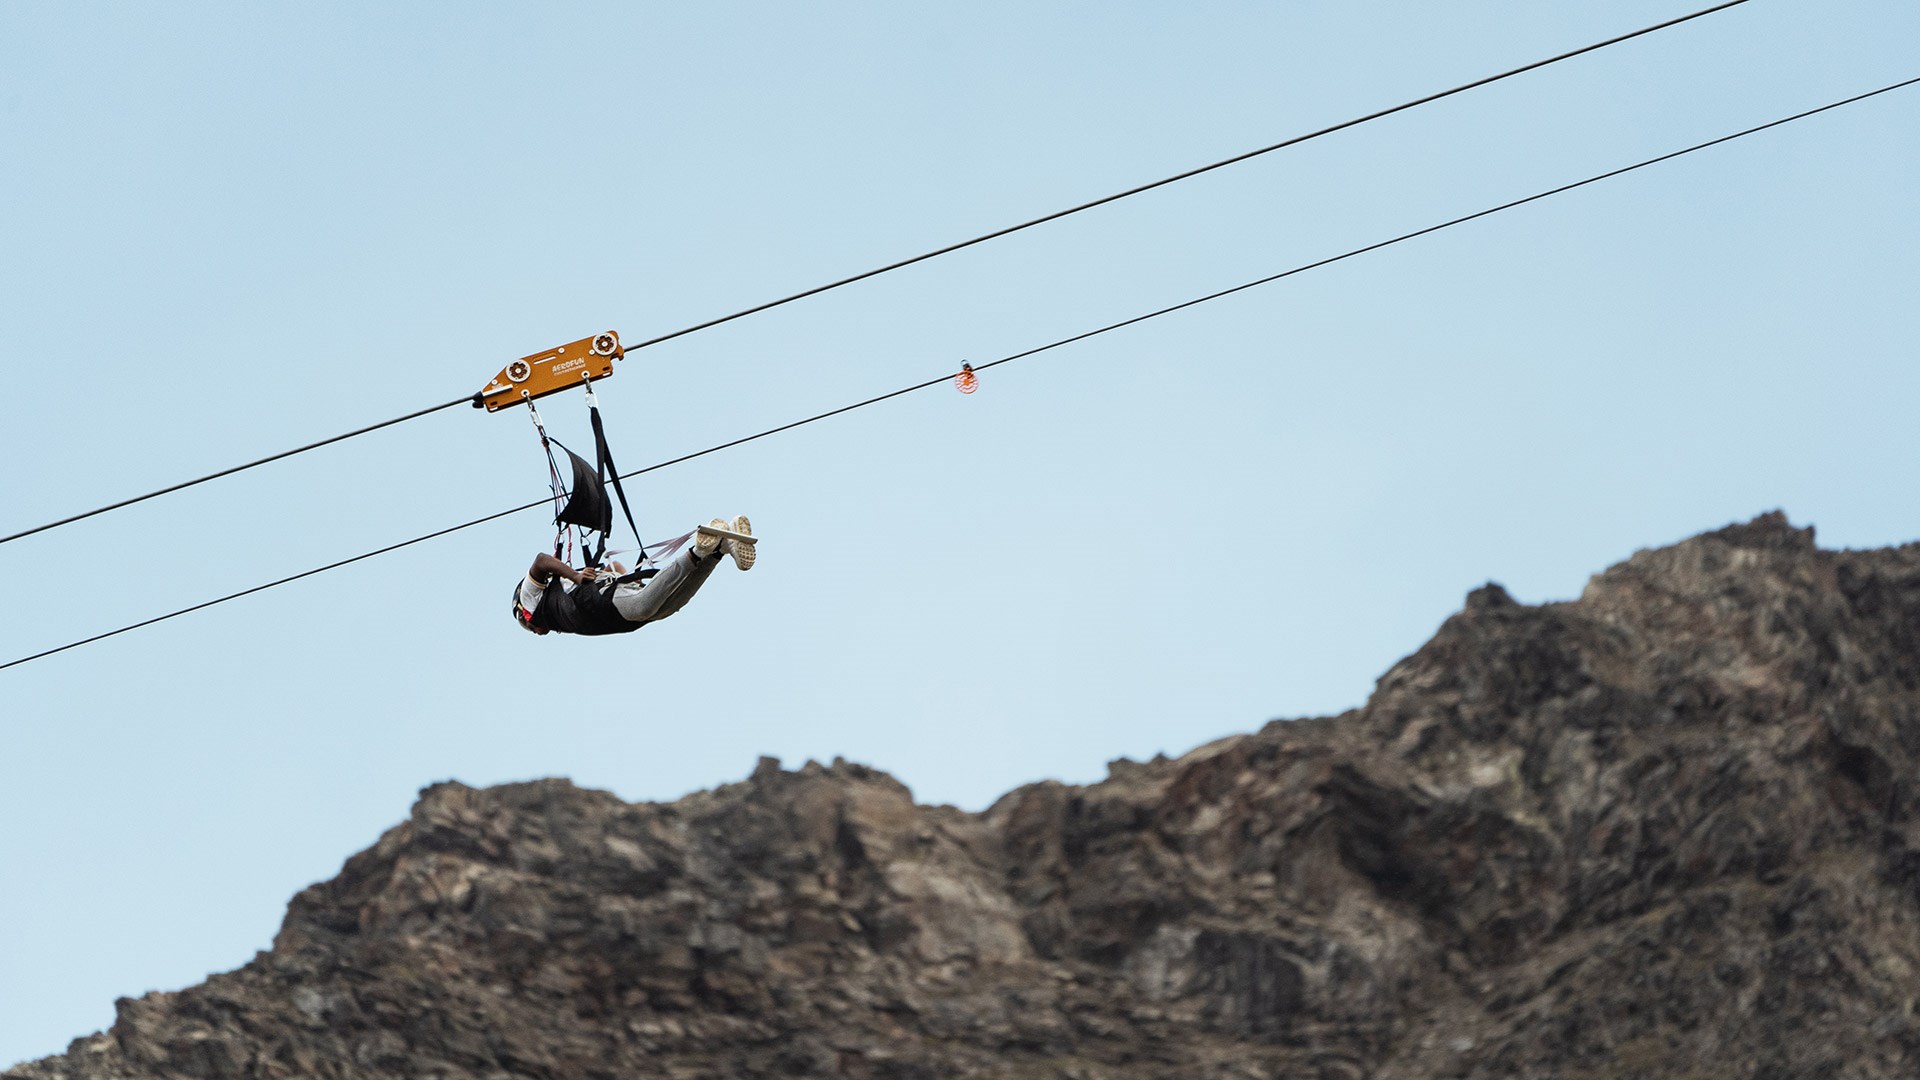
[727, 515, 756, 571]
[695, 518, 727, 559]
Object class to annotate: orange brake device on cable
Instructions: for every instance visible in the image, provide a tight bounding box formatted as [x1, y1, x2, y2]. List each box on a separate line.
[473, 331, 624, 411]
[954, 362, 978, 395]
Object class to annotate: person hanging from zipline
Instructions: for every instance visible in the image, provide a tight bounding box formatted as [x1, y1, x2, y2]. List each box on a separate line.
[480, 334, 760, 638]
[512, 515, 754, 637]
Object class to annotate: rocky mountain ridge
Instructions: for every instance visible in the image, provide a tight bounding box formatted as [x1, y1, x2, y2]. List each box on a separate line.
[13, 512, 1920, 1078]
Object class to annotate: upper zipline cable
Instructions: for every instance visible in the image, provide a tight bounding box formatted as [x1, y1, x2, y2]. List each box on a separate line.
[0, 0, 1755, 548]
[617, 0, 1755, 352]
[5, 72, 1913, 674]
[0, 396, 473, 545]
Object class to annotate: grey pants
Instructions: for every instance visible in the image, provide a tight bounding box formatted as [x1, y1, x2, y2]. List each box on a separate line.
[610, 546, 719, 625]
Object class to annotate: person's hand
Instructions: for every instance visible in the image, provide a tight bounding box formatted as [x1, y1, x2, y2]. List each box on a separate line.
[577, 567, 599, 583]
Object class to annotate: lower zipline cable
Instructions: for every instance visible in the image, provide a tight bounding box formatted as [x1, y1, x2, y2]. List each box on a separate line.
[5, 74, 1914, 673]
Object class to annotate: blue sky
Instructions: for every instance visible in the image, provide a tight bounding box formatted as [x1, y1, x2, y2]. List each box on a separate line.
[3, 1, 1916, 1066]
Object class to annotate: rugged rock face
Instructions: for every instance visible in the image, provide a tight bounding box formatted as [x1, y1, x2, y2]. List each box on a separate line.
[14, 512, 1920, 1079]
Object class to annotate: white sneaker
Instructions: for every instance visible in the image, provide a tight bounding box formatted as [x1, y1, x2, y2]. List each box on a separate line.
[694, 518, 727, 559]
[725, 514, 756, 571]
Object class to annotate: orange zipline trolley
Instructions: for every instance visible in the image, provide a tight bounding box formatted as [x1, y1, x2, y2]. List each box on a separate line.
[471, 331, 624, 412]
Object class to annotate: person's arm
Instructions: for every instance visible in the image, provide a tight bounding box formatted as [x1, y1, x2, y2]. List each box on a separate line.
[529, 552, 591, 586]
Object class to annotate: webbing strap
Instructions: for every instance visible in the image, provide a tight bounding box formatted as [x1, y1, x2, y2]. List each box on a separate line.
[589, 402, 647, 565]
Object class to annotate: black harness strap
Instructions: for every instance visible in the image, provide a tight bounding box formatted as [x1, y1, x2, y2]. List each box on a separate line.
[588, 400, 647, 568]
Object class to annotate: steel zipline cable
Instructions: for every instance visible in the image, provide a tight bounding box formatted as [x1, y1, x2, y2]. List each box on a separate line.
[5, 73, 1914, 674]
[0, 0, 1755, 548]
[616, 0, 1756, 353]
[0, 396, 474, 545]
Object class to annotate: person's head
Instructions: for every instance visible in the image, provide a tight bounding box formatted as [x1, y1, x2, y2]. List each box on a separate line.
[511, 587, 547, 635]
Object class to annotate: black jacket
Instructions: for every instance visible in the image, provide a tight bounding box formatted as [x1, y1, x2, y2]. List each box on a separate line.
[529, 577, 642, 636]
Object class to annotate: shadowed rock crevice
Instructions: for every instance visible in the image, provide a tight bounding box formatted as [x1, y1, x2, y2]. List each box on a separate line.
[13, 512, 1920, 1079]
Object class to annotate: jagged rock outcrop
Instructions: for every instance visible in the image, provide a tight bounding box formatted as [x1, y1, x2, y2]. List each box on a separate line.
[14, 512, 1920, 1078]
